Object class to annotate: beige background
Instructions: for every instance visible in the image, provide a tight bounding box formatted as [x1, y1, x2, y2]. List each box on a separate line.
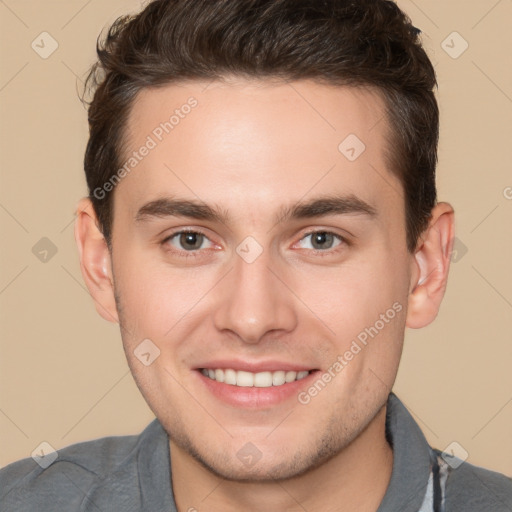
[1, 0, 511, 476]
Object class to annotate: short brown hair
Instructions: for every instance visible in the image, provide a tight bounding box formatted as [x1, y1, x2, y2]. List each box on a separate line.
[84, 0, 438, 252]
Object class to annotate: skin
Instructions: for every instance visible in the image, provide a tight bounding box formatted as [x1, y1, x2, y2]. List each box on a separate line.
[75, 78, 455, 512]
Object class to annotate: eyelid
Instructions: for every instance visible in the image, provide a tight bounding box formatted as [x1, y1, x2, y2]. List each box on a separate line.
[295, 229, 350, 245]
[161, 227, 214, 242]
[159, 227, 350, 258]
[161, 228, 220, 255]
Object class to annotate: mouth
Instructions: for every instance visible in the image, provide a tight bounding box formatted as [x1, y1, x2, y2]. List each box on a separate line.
[194, 364, 320, 408]
[199, 368, 312, 387]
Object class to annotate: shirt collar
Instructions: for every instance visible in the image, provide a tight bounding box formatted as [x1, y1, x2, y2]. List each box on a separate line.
[377, 393, 433, 512]
[89, 393, 432, 511]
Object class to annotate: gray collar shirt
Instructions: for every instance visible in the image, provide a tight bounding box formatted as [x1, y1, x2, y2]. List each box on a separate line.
[2, 393, 511, 511]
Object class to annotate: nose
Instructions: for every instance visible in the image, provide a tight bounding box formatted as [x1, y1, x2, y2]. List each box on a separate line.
[212, 249, 298, 344]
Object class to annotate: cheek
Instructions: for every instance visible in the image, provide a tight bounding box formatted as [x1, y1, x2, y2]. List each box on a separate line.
[295, 251, 408, 386]
[112, 251, 217, 339]
[294, 251, 408, 330]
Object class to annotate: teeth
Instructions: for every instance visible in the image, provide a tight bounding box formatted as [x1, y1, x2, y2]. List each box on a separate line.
[272, 371, 286, 386]
[237, 370, 254, 387]
[224, 368, 237, 385]
[201, 368, 312, 387]
[285, 370, 297, 383]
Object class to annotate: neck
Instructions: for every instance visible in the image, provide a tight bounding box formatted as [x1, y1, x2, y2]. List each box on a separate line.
[170, 406, 393, 512]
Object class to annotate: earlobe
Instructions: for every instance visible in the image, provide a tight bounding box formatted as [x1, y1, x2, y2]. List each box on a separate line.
[406, 202, 455, 329]
[74, 198, 119, 323]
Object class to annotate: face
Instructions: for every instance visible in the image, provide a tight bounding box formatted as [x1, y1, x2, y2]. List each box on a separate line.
[107, 78, 416, 480]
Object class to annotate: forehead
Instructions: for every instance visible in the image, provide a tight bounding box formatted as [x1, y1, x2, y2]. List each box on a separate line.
[117, 78, 400, 221]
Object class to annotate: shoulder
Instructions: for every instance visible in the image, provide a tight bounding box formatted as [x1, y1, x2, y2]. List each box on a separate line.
[0, 423, 155, 512]
[436, 450, 512, 511]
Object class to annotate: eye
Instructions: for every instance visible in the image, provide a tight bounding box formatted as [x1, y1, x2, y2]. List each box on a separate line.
[164, 230, 214, 252]
[296, 231, 344, 251]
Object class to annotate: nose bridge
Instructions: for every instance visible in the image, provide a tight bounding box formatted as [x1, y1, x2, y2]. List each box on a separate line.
[212, 247, 297, 343]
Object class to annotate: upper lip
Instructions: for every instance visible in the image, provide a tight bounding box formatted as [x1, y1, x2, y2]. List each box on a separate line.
[195, 359, 318, 373]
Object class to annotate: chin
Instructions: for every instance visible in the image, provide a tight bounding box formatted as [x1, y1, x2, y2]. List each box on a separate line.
[183, 433, 346, 483]
[195, 456, 314, 483]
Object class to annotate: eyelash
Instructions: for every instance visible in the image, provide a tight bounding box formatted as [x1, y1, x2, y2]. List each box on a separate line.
[297, 230, 350, 255]
[161, 229, 349, 258]
[161, 229, 215, 259]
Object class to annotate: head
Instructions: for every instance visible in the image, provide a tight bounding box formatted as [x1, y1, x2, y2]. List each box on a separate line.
[76, 0, 454, 482]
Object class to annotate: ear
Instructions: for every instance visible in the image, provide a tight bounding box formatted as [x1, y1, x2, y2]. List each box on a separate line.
[74, 198, 119, 323]
[406, 202, 455, 329]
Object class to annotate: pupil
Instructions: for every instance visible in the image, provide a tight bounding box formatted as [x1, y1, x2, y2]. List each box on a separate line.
[312, 232, 332, 249]
[180, 232, 202, 250]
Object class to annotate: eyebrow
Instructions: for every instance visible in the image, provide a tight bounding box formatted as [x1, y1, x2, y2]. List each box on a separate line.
[134, 194, 377, 225]
[135, 198, 227, 224]
[278, 194, 377, 222]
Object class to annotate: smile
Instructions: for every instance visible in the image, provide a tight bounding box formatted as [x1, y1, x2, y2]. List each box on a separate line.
[200, 368, 311, 387]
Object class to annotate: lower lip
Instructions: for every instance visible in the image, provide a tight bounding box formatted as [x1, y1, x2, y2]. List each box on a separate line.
[195, 370, 320, 408]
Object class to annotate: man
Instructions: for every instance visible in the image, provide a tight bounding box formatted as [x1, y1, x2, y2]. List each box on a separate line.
[1, 0, 511, 510]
